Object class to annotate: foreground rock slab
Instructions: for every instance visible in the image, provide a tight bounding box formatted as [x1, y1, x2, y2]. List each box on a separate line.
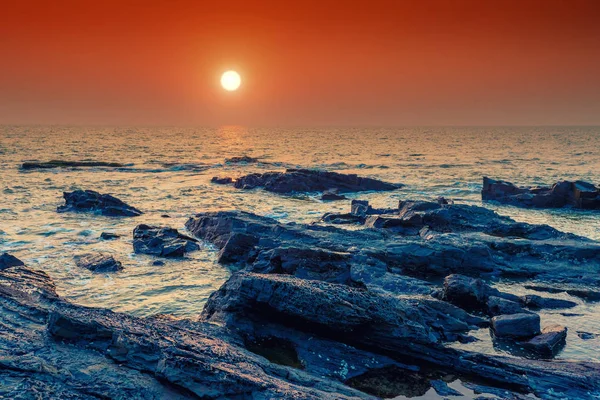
[57, 190, 143, 217]
[482, 177, 600, 209]
[0, 266, 370, 399]
[133, 224, 200, 257]
[219, 168, 401, 194]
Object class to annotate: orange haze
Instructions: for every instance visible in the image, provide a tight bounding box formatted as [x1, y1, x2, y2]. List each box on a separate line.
[1, 0, 599, 126]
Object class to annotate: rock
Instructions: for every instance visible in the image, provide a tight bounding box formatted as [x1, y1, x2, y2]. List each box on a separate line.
[232, 169, 401, 194]
[0, 266, 368, 399]
[0, 253, 25, 270]
[187, 209, 600, 296]
[73, 253, 123, 273]
[321, 189, 347, 201]
[491, 313, 541, 339]
[57, 190, 143, 217]
[151, 260, 165, 266]
[133, 225, 200, 258]
[487, 296, 527, 316]
[520, 294, 578, 310]
[161, 214, 171, 218]
[522, 325, 567, 358]
[211, 176, 234, 185]
[100, 232, 120, 240]
[482, 177, 600, 210]
[224, 155, 260, 164]
[21, 160, 126, 170]
[217, 232, 259, 264]
[577, 331, 599, 340]
[524, 284, 600, 302]
[250, 247, 354, 284]
[442, 274, 490, 309]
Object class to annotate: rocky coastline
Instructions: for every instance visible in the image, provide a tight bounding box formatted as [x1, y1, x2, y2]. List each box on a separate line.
[2, 169, 600, 399]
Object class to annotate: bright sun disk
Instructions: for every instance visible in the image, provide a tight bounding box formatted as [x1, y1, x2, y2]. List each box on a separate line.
[221, 70, 241, 91]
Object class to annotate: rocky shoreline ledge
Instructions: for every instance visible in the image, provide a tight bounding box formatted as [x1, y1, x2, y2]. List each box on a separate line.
[2, 169, 600, 399]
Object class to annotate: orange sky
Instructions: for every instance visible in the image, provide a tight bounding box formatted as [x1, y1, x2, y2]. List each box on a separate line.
[1, 0, 599, 126]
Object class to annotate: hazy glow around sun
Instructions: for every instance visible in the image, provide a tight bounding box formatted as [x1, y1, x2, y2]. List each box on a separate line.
[221, 70, 241, 91]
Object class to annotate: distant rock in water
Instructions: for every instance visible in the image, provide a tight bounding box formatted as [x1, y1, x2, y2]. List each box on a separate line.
[100, 232, 121, 240]
[211, 176, 233, 185]
[224, 155, 260, 164]
[133, 224, 200, 257]
[21, 160, 127, 170]
[58, 190, 143, 217]
[0, 253, 25, 270]
[218, 168, 401, 194]
[74, 253, 123, 273]
[482, 177, 600, 209]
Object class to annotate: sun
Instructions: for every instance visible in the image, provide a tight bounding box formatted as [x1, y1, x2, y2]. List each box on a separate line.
[221, 70, 241, 91]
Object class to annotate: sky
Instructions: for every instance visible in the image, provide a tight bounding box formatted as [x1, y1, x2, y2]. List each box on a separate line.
[1, 0, 599, 126]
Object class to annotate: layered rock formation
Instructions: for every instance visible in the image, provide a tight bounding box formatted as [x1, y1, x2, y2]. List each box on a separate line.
[482, 177, 600, 209]
[212, 168, 401, 194]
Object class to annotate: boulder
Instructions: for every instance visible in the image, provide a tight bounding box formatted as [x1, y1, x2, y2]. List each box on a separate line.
[133, 225, 200, 258]
[522, 325, 567, 358]
[442, 274, 490, 309]
[491, 313, 541, 339]
[57, 190, 143, 217]
[232, 169, 401, 194]
[0, 253, 25, 271]
[74, 253, 123, 273]
[482, 177, 600, 210]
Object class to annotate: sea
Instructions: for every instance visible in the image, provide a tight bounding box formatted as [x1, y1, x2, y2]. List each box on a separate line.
[1, 125, 599, 371]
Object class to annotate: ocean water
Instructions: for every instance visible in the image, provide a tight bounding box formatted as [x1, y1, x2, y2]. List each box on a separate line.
[1, 125, 599, 364]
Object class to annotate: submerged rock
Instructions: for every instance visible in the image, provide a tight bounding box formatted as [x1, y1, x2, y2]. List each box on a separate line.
[321, 189, 347, 201]
[224, 155, 260, 164]
[74, 253, 123, 273]
[223, 168, 401, 194]
[58, 190, 143, 217]
[133, 224, 200, 258]
[211, 176, 233, 185]
[491, 313, 541, 339]
[21, 160, 127, 170]
[0, 253, 25, 270]
[482, 177, 600, 209]
[100, 232, 121, 240]
[522, 325, 567, 358]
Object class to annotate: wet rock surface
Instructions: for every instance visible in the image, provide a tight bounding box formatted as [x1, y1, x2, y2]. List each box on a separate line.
[0, 267, 367, 399]
[182, 200, 600, 398]
[0, 252, 25, 270]
[217, 168, 401, 194]
[73, 253, 123, 273]
[21, 160, 127, 170]
[522, 325, 568, 358]
[57, 190, 143, 217]
[482, 177, 600, 209]
[491, 313, 541, 339]
[133, 224, 200, 257]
